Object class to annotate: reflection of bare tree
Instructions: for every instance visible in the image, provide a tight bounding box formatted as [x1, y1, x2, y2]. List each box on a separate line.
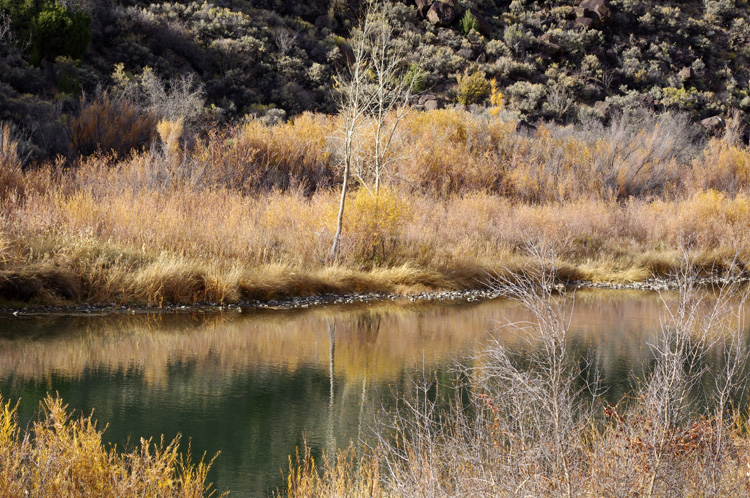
[327, 319, 336, 455]
[354, 314, 380, 443]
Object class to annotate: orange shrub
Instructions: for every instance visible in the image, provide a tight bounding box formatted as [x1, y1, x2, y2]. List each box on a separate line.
[69, 93, 155, 157]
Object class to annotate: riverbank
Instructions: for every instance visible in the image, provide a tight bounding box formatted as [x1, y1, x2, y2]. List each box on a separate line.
[3, 110, 750, 310]
[3, 271, 748, 317]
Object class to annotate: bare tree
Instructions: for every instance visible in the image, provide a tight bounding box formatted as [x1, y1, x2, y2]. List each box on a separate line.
[329, 0, 417, 261]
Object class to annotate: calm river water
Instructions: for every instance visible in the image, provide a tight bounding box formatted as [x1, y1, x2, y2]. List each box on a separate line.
[0, 290, 715, 496]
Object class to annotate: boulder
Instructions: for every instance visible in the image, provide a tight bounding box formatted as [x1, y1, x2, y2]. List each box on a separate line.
[419, 94, 438, 105]
[427, 1, 458, 26]
[575, 16, 594, 28]
[415, 0, 433, 17]
[424, 98, 440, 111]
[456, 48, 473, 59]
[677, 67, 692, 81]
[516, 119, 538, 135]
[576, 0, 612, 22]
[700, 115, 725, 134]
[593, 100, 612, 119]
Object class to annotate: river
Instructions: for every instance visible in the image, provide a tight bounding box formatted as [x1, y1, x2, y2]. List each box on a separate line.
[0, 290, 714, 496]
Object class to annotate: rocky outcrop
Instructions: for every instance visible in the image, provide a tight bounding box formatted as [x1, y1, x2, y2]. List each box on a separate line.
[577, 0, 612, 22]
[677, 67, 692, 82]
[418, 94, 441, 111]
[575, 0, 611, 28]
[415, 0, 433, 17]
[700, 115, 725, 134]
[427, 1, 459, 27]
[516, 119, 538, 135]
[594, 100, 612, 119]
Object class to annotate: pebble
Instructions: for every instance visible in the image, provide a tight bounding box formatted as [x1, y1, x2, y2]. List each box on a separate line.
[2, 275, 749, 317]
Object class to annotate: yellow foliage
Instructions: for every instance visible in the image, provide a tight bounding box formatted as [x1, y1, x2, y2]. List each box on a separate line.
[158, 117, 184, 157]
[0, 394, 215, 497]
[338, 188, 412, 263]
[489, 78, 504, 116]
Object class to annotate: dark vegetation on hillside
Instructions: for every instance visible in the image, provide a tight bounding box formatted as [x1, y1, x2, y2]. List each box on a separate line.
[1, 0, 750, 163]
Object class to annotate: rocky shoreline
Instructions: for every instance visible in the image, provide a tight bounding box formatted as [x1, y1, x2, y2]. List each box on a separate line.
[1, 275, 748, 318]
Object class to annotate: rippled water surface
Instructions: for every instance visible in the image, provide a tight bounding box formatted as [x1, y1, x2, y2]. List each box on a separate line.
[0, 291, 699, 496]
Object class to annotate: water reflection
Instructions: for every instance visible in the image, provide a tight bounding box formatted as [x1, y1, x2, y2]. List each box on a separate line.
[0, 291, 717, 497]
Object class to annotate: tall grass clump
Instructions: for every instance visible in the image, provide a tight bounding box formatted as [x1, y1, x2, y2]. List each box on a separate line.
[69, 92, 156, 157]
[0, 123, 23, 200]
[0, 394, 218, 497]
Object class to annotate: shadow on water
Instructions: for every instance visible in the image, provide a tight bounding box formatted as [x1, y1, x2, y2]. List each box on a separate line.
[0, 290, 745, 496]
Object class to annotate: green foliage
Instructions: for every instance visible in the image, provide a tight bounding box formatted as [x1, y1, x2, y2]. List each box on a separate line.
[405, 63, 426, 93]
[459, 11, 480, 36]
[456, 66, 490, 105]
[0, 0, 90, 64]
[30, 2, 91, 65]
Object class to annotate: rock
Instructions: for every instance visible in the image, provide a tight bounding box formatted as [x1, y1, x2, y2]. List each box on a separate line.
[420, 94, 441, 110]
[677, 66, 692, 81]
[456, 48, 473, 59]
[594, 100, 612, 119]
[577, 0, 612, 22]
[575, 16, 594, 28]
[700, 115, 725, 134]
[637, 95, 656, 110]
[427, 1, 458, 26]
[415, 0, 433, 17]
[424, 98, 440, 111]
[419, 94, 437, 105]
[516, 119, 538, 135]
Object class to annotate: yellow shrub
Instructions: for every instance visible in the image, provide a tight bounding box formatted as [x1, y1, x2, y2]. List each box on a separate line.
[157, 118, 184, 157]
[338, 188, 412, 264]
[489, 78, 504, 116]
[0, 394, 215, 497]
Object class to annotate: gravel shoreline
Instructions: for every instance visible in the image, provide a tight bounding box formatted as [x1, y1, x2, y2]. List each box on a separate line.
[1, 275, 748, 318]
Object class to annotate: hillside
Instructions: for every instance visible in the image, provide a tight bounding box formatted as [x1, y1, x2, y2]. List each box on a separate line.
[1, 0, 749, 161]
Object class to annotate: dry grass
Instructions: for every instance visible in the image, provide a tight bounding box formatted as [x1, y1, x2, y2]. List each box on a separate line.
[3, 109, 750, 305]
[0, 394, 217, 497]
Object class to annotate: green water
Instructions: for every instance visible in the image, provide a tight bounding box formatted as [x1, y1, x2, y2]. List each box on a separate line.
[0, 291, 700, 496]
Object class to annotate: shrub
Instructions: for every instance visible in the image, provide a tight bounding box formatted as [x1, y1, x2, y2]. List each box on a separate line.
[0, 123, 23, 199]
[489, 78, 503, 116]
[0, 394, 217, 497]
[459, 10, 480, 36]
[30, 2, 91, 65]
[338, 187, 412, 264]
[158, 117, 184, 157]
[456, 66, 491, 105]
[69, 92, 156, 157]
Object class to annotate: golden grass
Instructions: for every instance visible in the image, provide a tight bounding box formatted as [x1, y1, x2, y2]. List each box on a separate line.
[0, 394, 217, 497]
[3, 110, 750, 305]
